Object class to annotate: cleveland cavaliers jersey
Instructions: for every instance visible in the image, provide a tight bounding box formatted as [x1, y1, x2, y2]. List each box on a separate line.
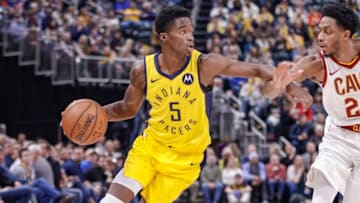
[142, 50, 211, 154]
[321, 52, 360, 126]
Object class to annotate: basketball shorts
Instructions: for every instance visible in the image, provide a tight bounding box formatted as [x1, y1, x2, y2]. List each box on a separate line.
[123, 134, 205, 203]
[306, 117, 360, 194]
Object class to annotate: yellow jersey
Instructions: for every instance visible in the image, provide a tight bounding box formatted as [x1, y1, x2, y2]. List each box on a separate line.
[143, 50, 211, 154]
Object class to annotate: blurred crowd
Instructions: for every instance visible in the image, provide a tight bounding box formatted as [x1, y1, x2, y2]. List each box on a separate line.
[2, 0, 179, 59]
[0, 132, 124, 203]
[1, 0, 360, 203]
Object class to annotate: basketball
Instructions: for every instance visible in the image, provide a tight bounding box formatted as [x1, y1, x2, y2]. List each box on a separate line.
[61, 99, 108, 146]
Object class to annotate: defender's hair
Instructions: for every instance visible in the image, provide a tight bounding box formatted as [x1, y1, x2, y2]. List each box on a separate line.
[322, 3, 359, 36]
[154, 5, 191, 34]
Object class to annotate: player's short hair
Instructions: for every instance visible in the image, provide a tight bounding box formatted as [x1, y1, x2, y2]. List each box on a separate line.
[154, 5, 191, 34]
[321, 3, 359, 36]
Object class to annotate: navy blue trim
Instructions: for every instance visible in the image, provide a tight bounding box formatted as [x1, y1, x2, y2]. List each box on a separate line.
[200, 150, 207, 170]
[205, 92, 212, 123]
[144, 99, 151, 129]
[154, 53, 190, 79]
[143, 56, 147, 96]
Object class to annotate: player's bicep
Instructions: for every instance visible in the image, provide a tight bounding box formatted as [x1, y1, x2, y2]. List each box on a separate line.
[290, 55, 324, 83]
[122, 61, 145, 113]
[199, 54, 267, 85]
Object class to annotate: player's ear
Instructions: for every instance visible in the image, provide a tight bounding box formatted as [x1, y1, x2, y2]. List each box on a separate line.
[344, 29, 351, 40]
[159, 33, 168, 41]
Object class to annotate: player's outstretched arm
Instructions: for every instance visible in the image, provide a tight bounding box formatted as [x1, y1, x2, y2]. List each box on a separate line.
[275, 55, 324, 85]
[199, 53, 274, 86]
[199, 53, 306, 98]
[103, 60, 145, 122]
[269, 55, 324, 108]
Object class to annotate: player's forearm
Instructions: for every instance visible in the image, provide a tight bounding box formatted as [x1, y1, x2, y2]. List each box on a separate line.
[103, 101, 137, 122]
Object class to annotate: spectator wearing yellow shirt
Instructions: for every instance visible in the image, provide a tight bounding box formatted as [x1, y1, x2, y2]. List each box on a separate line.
[207, 16, 227, 35]
[120, 1, 141, 36]
[275, 14, 289, 38]
[257, 6, 274, 25]
[285, 29, 304, 58]
[123, 1, 141, 22]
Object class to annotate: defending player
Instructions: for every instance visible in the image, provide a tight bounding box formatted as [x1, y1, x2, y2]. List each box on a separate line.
[271, 3, 360, 203]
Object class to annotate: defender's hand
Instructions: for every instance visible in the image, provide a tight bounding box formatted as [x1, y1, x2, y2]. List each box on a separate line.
[273, 62, 303, 88]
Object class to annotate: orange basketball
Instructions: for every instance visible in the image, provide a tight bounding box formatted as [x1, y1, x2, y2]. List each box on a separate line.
[61, 99, 108, 146]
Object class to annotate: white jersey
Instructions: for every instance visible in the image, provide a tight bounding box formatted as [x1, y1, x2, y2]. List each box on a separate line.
[321, 52, 360, 126]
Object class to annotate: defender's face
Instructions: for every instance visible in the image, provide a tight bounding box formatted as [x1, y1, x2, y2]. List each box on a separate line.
[317, 16, 345, 56]
[165, 17, 194, 56]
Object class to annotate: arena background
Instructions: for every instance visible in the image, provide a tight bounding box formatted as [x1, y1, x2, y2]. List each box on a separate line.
[0, 0, 359, 203]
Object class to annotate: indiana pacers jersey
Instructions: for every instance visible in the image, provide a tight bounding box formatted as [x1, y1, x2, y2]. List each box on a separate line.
[143, 50, 211, 154]
[320, 52, 360, 126]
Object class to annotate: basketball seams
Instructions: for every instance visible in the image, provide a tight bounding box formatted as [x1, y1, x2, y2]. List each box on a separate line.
[82, 102, 99, 144]
[63, 99, 91, 115]
[69, 101, 92, 140]
[63, 99, 107, 145]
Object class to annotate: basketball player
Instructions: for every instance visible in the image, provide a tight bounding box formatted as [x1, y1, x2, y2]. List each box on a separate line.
[271, 3, 360, 203]
[99, 5, 311, 203]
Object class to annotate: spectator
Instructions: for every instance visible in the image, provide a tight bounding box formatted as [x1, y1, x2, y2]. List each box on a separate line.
[28, 144, 55, 187]
[289, 114, 312, 154]
[287, 155, 306, 196]
[69, 17, 90, 42]
[222, 157, 243, 186]
[16, 132, 27, 148]
[115, 0, 130, 15]
[311, 90, 326, 116]
[120, 1, 142, 35]
[265, 154, 286, 202]
[201, 155, 224, 203]
[0, 145, 33, 203]
[243, 152, 267, 203]
[10, 148, 75, 203]
[140, 1, 156, 25]
[218, 146, 240, 169]
[81, 148, 99, 173]
[282, 143, 296, 167]
[225, 173, 252, 203]
[308, 124, 324, 147]
[302, 142, 317, 170]
[3, 138, 16, 168]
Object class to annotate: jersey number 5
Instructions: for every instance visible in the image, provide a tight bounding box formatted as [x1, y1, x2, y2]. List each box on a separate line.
[169, 102, 181, 121]
[345, 98, 360, 118]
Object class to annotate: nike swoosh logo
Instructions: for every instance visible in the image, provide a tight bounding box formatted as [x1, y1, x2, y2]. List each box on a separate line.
[190, 162, 197, 166]
[151, 78, 161, 83]
[329, 68, 341, 76]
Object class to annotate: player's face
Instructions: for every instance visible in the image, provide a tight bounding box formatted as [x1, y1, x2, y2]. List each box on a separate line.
[164, 17, 194, 56]
[317, 16, 345, 56]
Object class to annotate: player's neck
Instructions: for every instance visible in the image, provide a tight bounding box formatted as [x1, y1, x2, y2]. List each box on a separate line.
[158, 49, 188, 75]
[333, 42, 358, 62]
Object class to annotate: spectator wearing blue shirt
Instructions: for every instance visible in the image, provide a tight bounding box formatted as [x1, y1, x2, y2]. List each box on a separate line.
[289, 114, 312, 154]
[243, 152, 268, 203]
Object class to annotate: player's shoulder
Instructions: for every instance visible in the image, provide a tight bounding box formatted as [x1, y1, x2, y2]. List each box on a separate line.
[198, 52, 223, 66]
[130, 59, 146, 87]
[298, 53, 323, 67]
[130, 58, 146, 76]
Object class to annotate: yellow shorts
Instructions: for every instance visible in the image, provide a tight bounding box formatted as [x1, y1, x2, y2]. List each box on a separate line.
[123, 135, 205, 203]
